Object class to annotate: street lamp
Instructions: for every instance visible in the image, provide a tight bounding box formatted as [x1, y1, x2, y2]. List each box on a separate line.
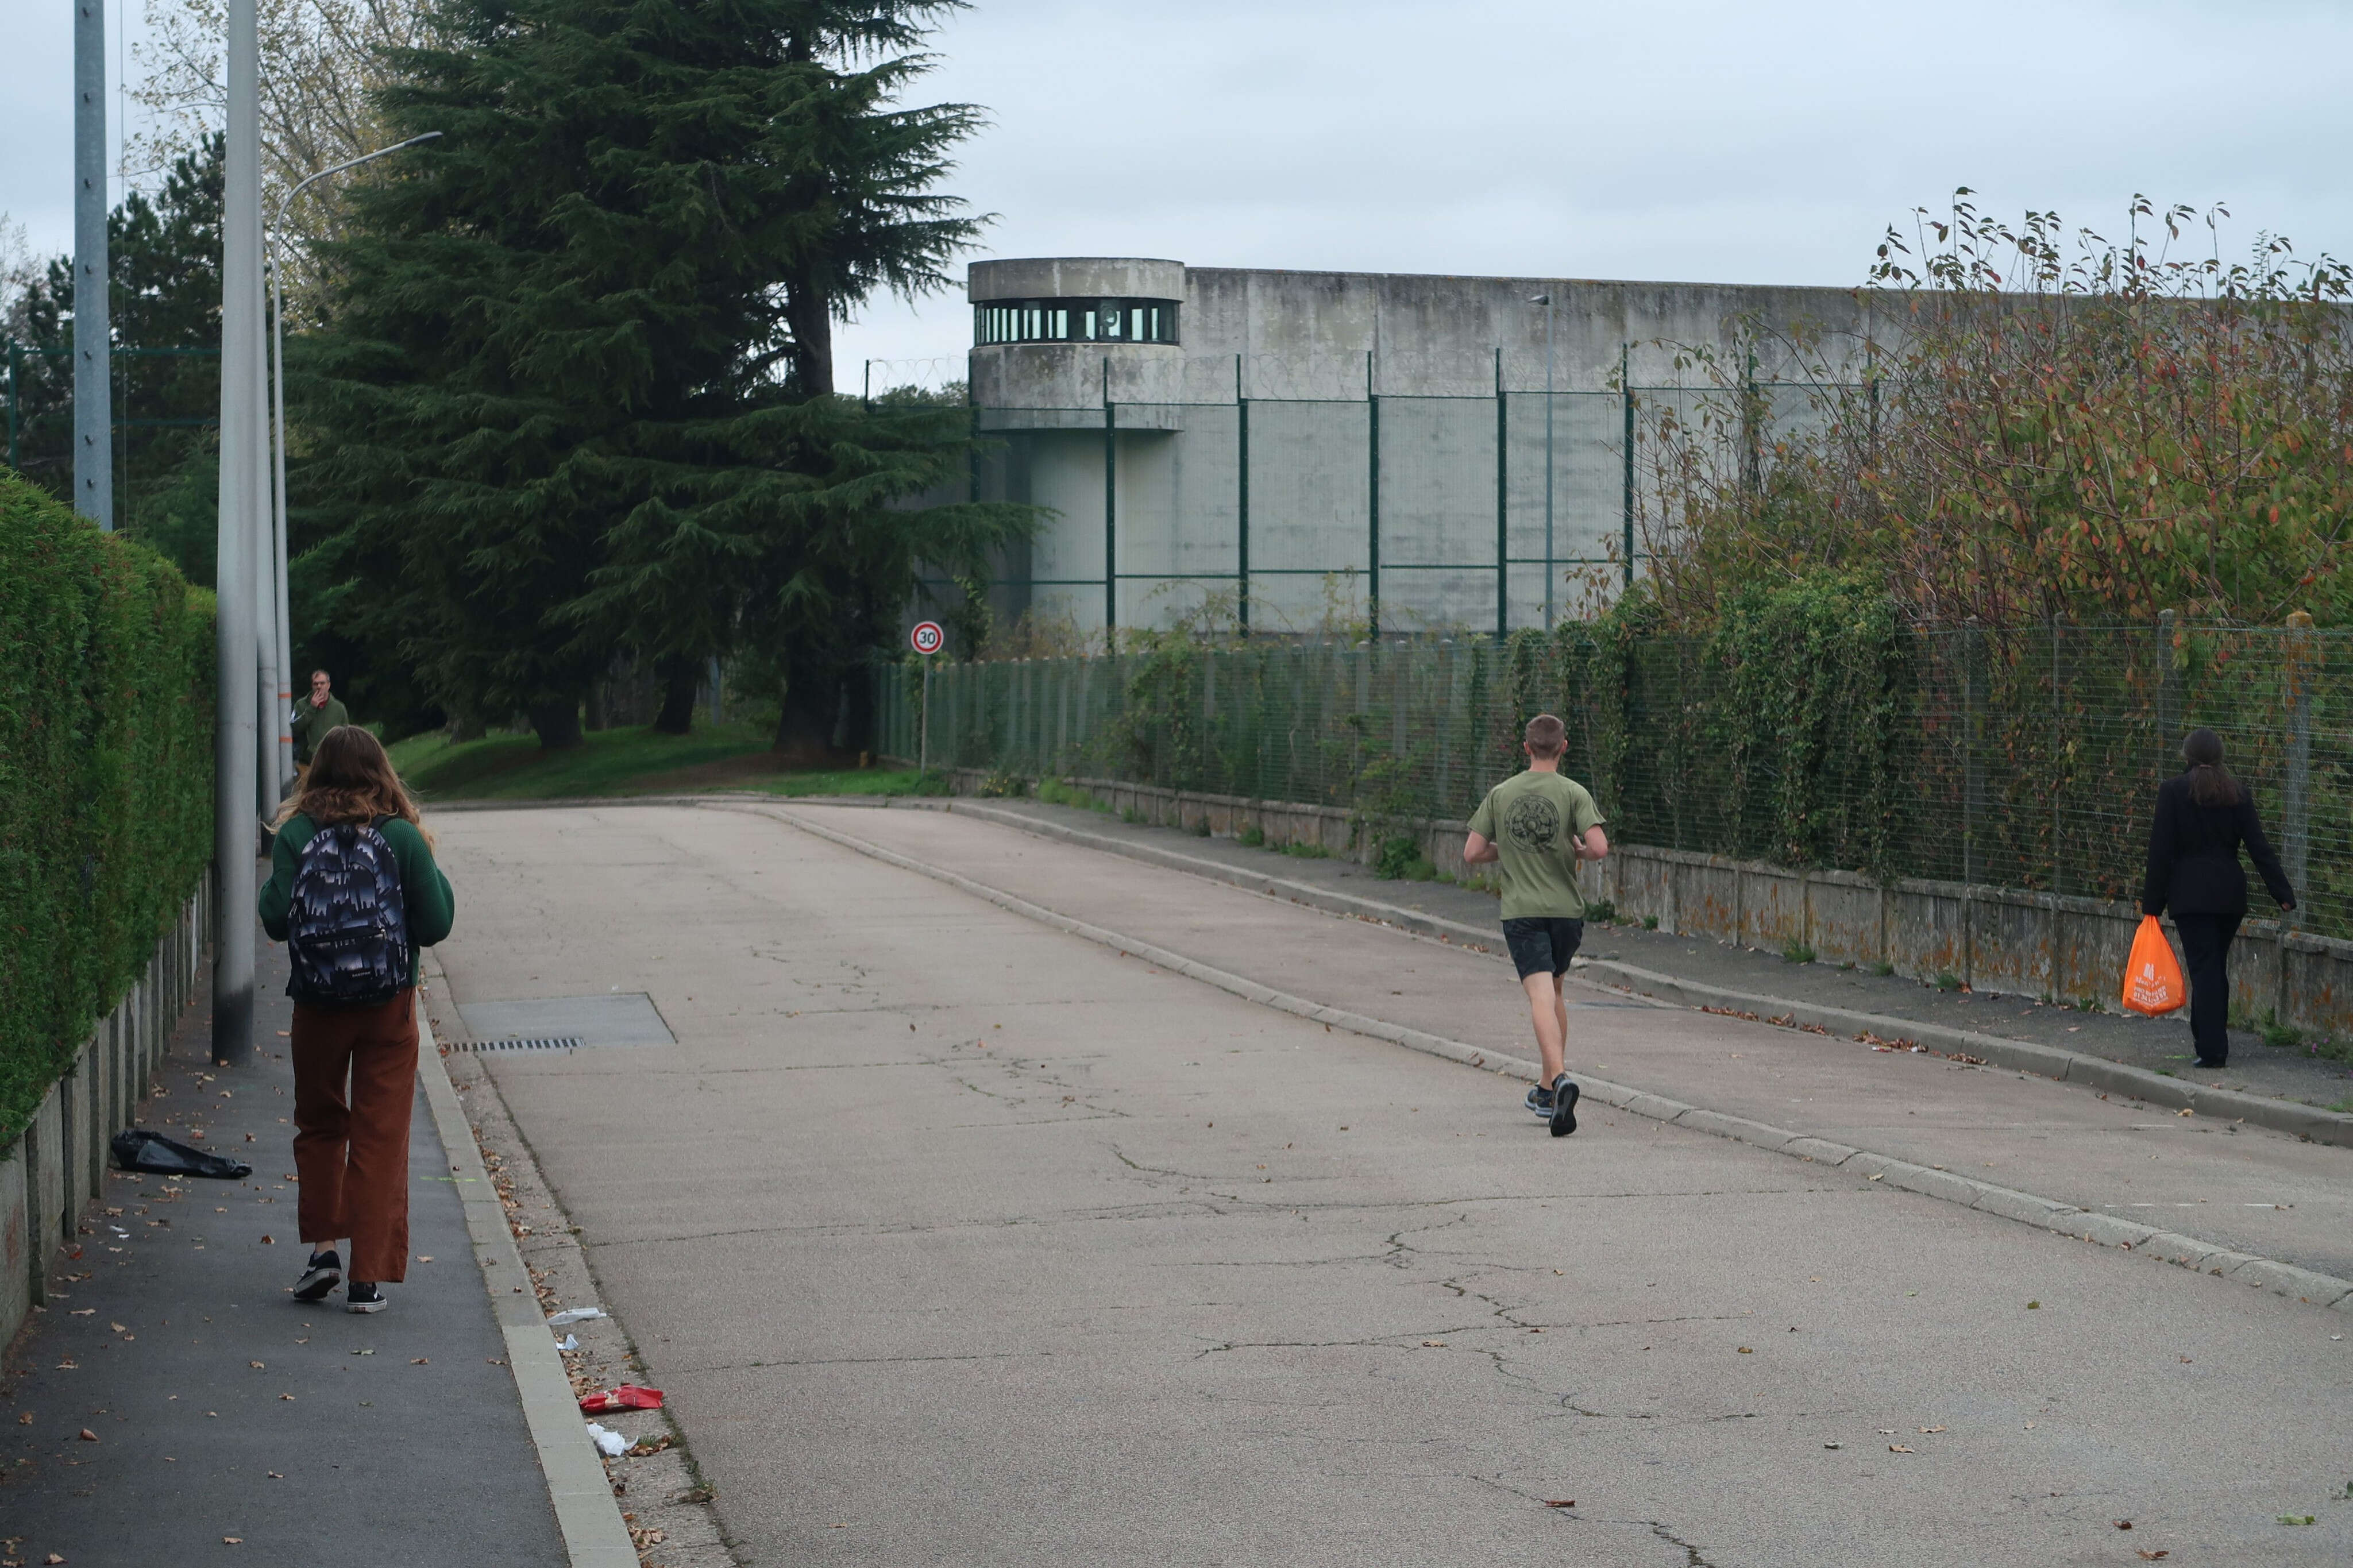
[1529, 292, 1556, 629]
[263, 130, 442, 790]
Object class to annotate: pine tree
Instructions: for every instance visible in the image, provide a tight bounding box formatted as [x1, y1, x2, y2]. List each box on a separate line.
[300, 0, 1027, 748]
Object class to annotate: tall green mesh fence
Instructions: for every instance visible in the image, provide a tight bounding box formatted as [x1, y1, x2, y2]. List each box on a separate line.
[879, 623, 2348, 939]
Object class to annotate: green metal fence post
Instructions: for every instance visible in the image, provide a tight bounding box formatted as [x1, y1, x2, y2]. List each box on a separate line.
[1620, 342, 1635, 589]
[1102, 357, 1116, 643]
[1494, 346, 1507, 642]
[1236, 353, 1250, 638]
[1365, 350, 1380, 639]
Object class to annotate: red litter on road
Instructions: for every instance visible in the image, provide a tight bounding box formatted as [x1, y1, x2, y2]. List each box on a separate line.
[578, 1385, 665, 1415]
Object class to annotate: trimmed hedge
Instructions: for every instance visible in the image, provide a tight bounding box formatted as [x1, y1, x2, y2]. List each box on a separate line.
[0, 470, 213, 1144]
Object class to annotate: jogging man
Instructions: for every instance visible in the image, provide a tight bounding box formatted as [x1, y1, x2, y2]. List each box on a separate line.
[1464, 713, 1608, 1136]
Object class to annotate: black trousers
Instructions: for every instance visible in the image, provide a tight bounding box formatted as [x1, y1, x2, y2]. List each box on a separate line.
[2173, 912, 2242, 1066]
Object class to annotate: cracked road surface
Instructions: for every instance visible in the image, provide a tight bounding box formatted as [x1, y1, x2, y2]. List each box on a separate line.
[430, 805, 2353, 1566]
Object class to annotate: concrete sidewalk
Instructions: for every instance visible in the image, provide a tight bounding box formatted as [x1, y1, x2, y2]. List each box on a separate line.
[938, 793, 2353, 1111]
[0, 921, 568, 1567]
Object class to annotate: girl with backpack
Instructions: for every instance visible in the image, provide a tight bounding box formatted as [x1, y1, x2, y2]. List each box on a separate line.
[259, 724, 455, 1312]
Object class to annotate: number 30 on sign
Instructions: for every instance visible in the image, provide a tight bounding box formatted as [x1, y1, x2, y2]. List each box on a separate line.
[909, 620, 945, 656]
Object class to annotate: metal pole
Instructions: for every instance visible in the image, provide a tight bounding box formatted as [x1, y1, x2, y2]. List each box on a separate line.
[2283, 611, 2313, 920]
[1102, 356, 1116, 644]
[264, 132, 441, 796]
[73, 0, 112, 530]
[1366, 349, 1379, 639]
[1494, 346, 1506, 642]
[266, 250, 293, 793]
[1620, 342, 1635, 589]
[1542, 295, 1555, 628]
[1236, 353, 1249, 638]
[214, 0, 262, 1068]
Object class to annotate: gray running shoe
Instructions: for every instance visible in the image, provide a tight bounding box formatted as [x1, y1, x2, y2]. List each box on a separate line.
[1548, 1075, 1580, 1138]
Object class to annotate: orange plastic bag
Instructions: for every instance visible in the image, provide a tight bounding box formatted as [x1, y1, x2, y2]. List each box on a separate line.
[2121, 915, 2186, 1016]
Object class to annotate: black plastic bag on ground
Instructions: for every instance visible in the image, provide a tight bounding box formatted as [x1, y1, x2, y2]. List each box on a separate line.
[110, 1129, 253, 1180]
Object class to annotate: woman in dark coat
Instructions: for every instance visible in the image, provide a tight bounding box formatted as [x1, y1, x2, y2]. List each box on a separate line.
[2140, 728, 2295, 1068]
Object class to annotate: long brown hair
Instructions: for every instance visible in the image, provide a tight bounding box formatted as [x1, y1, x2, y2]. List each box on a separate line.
[276, 725, 434, 845]
[2182, 727, 2242, 808]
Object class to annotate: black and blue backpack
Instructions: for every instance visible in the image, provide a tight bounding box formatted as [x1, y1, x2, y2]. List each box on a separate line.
[286, 817, 410, 1007]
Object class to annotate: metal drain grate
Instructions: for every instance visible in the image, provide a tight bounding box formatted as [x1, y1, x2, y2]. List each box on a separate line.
[461, 1036, 584, 1053]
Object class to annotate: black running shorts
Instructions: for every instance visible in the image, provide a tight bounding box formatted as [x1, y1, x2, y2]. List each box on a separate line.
[1502, 916, 1584, 980]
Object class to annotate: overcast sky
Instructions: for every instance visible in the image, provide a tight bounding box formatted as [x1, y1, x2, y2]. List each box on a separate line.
[8, 0, 2351, 376]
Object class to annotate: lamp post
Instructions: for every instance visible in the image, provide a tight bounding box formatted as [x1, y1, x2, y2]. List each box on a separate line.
[72, 0, 111, 531]
[1529, 291, 1556, 629]
[215, 0, 262, 1066]
[264, 131, 442, 791]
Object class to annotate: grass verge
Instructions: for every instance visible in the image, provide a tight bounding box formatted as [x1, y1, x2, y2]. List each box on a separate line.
[387, 724, 942, 802]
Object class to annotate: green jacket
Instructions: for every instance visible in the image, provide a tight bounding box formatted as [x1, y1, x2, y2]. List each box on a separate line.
[259, 813, 456, 984]
[291, 696, 350, 763]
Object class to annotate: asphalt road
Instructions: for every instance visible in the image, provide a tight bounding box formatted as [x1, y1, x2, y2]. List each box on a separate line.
[430, 803, 2353, 1567]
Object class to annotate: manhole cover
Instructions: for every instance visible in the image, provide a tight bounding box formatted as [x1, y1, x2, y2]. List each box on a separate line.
[456, 993, 676, 1049]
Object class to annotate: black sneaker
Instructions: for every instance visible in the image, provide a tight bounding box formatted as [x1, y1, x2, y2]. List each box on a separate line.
[292, 1250, 341, 1303]
[346, 1282, 388, 1315]
[1548, 1075, 1580, 1138]
[1525, 1083, 1555, 1121]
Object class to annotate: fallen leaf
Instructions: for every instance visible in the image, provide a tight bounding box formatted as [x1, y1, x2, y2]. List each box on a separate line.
[2136, 1551, 2169, 1561]
[1737, 1346, 1753, 1354]
[47, 1555, 66, 1564]
[1421, 1339, 1446, 1348]
[2026, 1300, 2040, 1310]
[16, 1412, 30, 1424]
[260, 1235, 273, 1245]
[222, 1538, 241, 1545]
[249, 1361, 265, 1370]
[1888, 1444, 1914, 1453]
[1919, 1426, 1946, 1434]
[1823, 1442, 1842, 1450]
[415, 1256, 433, 1264]
[108, 1323, 125, 1334]
[1867, 1173, 1884, 1181]
[267, 1472, 283, 1480]
[78, 1430, 97, 1443]
[1876, 1429, 1895, 1436]
[410, 1358, 429, 1365]
[1542, 1499, 1576, 1508]
[279, 1395, 294, 1401]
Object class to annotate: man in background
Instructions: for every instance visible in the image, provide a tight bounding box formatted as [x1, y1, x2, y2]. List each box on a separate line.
[292, 669, 350, 787]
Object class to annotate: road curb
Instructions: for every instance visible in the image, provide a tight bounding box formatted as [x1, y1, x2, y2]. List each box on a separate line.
[752, 802, 2353, 1320]
[414, 983, 639, 1568]
[931, 799, 2353, 1151]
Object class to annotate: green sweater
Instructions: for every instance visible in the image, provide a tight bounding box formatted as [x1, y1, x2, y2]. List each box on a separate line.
[291, 696, 350, 763]
[259, 813, 456, 981]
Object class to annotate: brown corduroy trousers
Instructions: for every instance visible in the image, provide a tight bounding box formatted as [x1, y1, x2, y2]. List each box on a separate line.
[291, 988, 418, 1283]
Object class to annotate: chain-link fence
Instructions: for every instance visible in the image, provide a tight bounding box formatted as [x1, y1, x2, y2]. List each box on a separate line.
[878, 621, 2350, 940]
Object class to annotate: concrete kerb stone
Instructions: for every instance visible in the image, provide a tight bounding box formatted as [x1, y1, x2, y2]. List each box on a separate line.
[411, 979, 638, 1568]
[747, 802, 2353, 1321]
[928, 798, 2353, 1152]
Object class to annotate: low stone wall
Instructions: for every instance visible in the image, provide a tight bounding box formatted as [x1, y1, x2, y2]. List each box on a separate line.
[1, 871, 213, 1351]
[929, 767, 2351, 1041]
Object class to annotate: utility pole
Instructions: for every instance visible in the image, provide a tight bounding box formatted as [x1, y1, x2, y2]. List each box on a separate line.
[72, 0, 111, 530]
[265, 132, 442, 793]
[214, 0, 263, 1067]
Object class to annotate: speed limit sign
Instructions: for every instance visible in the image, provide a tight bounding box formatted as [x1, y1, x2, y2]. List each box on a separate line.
[909, 620, 945, 656]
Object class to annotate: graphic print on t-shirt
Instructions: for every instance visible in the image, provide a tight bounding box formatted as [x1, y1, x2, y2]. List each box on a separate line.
[1503, 793, 1562, 851]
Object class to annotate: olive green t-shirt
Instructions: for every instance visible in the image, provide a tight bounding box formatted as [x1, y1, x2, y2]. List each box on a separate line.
[1468, 770, 1606, 920]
